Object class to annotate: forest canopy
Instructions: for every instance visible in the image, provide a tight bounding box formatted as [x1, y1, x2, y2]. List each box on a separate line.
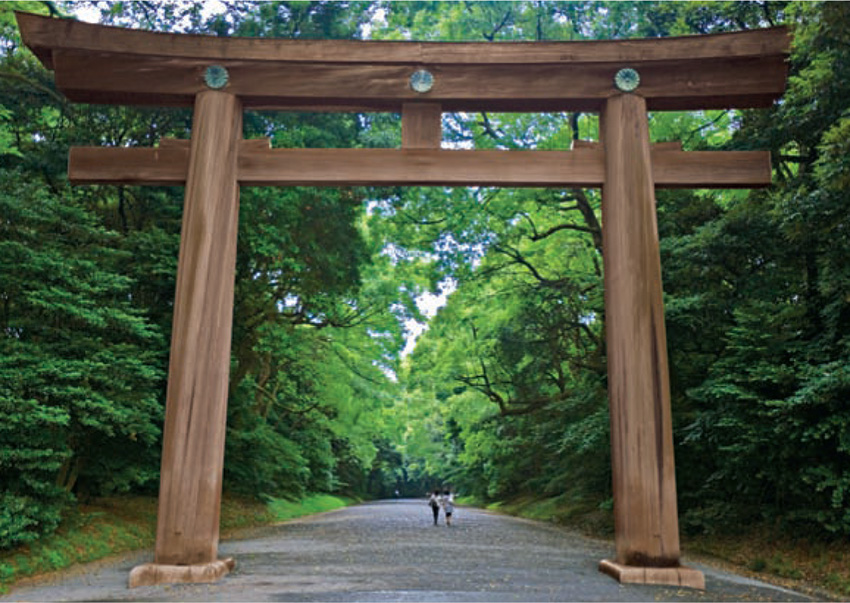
[1, 0, 850, 550]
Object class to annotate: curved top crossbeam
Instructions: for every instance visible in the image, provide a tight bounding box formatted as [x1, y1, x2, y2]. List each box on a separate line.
[17, 12, 789, 112]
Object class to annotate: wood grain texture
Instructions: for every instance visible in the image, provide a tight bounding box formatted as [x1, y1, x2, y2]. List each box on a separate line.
[49, 50, 788, 112]
[402, 103, 442, 149]
[601, 93, 681, 568]
[238, 148, 606, 187]
[599, 560, 705, 590]
[69, 146, 190, 185]
[69, 145, 771, 189]
[651, 149, 771, 188]
[16, 11, 789, 68]
[154, 91, 242, 566]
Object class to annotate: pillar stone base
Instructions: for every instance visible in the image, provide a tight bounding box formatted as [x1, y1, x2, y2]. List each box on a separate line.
[599, 559, 705, 590]
[129, 558, 235, 588]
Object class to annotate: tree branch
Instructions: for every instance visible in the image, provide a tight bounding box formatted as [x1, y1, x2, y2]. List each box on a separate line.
[0, 69, 68, 105]
[492, 244, 559, 287]
[572, 189, 603, 253]
[685, 110, 731, 145]
[482, 8, 513, 41]
[478, 112, 507, 145]
[528, 222, 598, 241]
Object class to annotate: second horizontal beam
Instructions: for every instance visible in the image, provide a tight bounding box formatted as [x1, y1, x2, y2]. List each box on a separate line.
[69, 145, 772, 189]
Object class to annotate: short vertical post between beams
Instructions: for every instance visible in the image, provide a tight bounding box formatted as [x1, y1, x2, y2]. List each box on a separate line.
[401, 102, 442, 149]
[129, 90, 242, 587]
[598, 93, 704, 590]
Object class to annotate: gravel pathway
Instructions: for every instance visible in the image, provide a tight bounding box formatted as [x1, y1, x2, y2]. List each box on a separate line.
[2, 499, 817, 602]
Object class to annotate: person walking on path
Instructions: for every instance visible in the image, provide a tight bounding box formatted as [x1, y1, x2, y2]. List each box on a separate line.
[441, 490, 455, 527]
[428, 490, 441, 526]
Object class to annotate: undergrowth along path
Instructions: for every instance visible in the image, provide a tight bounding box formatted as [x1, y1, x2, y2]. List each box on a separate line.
[0, 494, 352, 594]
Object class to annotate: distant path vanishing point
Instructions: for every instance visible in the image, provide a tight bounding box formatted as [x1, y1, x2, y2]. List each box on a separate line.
[2, 499, 816, 602]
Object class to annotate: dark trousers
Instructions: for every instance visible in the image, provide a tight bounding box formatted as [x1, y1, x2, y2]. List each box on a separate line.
[431, 504, 440, 524]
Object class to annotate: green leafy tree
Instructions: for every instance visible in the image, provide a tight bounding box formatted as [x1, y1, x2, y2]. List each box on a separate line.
[0, 177, 163, 547]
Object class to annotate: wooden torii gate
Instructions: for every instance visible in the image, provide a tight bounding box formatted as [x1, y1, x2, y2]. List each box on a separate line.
[17, 12, 789, 591]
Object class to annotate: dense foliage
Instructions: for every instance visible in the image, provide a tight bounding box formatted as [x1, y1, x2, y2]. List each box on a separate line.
[0, 0, 406, 549]
[1, 0, 849, 553]
[371, 1, 850, 540]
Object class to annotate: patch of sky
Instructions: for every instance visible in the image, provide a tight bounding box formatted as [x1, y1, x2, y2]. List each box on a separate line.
[443, 113, 475, 148]
[388, 301, 409, 320]
[580, 311, 597, 325]
[373, 359, 398, 383]
[360, 7, 387, 40]
[366, 199, 397, 217]
[508, 213, 526, 228]
[380, 243, 436, 266]
[401, 278, 456, 357]
[366, 328, 394, 340]
[432, 231, 490, 269]
[278, 294, 300, 312]
[71, 1, 228, 29]
[71, 4, 102, 23]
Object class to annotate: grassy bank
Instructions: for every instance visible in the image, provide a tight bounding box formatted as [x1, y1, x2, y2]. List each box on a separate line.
[0, 493, 354, 594]
[475, 495, 614, 538]
[684, 529, 850, 599]
[467, 495, 849, 600]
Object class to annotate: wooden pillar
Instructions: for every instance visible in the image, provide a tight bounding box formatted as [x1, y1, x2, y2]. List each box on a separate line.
[129, 90, 241, 587]
[597, 93, 704, 589]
